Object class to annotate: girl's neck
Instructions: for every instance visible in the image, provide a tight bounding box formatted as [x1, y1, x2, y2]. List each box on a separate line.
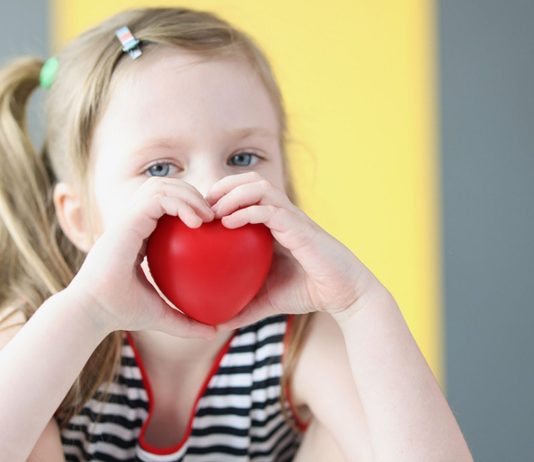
[130, 328, 233, 379]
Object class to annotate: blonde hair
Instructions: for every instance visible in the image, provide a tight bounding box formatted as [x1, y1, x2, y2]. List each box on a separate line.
[0, 7, 312, 428]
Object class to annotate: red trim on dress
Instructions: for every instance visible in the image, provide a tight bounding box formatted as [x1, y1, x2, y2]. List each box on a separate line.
[283, 315, 311, 432]
[125, 331, 237, 456]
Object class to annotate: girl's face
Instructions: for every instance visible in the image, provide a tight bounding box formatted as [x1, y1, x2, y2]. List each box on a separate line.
[88, 47, 285, 236]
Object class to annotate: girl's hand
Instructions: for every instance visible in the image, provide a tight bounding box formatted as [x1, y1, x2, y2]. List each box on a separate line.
[205, 172, 382, 328]
[68, 176, 216, 338]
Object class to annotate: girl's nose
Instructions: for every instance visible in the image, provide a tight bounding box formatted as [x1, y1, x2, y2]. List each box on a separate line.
[186, 172, 226, 201]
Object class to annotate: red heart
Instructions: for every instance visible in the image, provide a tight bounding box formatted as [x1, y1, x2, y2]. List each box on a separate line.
[146, 215, 273, 325]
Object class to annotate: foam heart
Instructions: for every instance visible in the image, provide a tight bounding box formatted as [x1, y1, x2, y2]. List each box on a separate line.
[146, 215, 273, 325]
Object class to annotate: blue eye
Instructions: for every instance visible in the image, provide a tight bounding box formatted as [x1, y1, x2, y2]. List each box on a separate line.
[145, 162, 177, 177]
[144, 153, 261, 177]
[229, 152, 260, 167]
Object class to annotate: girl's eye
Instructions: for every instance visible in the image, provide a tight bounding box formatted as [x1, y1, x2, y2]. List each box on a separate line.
[144, 152, 261, 177]
[144, 162, 179, 177]
[229, 152, 261, 167]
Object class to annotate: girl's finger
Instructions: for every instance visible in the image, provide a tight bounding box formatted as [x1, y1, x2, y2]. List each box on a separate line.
[160, 182, 214, 220]
[160, 196, 205, 228]
[140, 177, 213, 220]
[212, 181, 289, 218]
[221, 204, 299, 233]
[205, 171, 264, 205]
[222, 204, 320, 257]
[157, 177, 203, 196]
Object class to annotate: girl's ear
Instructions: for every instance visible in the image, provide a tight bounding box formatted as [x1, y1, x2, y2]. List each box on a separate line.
[53, 182, 92, 253]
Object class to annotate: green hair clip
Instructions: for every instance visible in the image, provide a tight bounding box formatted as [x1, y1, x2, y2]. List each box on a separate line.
[39, 57, 59, 89]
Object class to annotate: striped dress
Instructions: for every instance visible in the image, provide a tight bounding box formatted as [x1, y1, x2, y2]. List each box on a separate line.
[60, 314, 309, 462]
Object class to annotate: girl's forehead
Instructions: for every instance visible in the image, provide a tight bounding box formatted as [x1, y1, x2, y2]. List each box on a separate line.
[111, 46, 255, 94]
[92, 46, 280, 153]
[109, 48, 269, 111]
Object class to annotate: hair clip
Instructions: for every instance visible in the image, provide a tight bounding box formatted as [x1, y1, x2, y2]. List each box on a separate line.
[115, 26, 142, 60]
[39, 56, 59, 89]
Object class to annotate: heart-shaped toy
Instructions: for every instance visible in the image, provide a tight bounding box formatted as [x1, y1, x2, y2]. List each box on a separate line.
[146, 215, 273, 325]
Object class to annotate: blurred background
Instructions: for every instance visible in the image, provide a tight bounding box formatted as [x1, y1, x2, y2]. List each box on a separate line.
[0, 0, 532, 460]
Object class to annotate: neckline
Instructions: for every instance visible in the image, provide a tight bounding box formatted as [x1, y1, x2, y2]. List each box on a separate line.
[125, 330, 237, 456]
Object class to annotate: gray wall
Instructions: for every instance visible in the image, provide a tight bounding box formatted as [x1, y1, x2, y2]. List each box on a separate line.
[439, 1, 534, 460]
[0, 0, 49, 147]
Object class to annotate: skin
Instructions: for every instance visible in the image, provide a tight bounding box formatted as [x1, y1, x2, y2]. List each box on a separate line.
[0, 46, 472, 461]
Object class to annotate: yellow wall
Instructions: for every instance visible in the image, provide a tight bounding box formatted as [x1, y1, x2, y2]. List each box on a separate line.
[53, 0, 442, 383]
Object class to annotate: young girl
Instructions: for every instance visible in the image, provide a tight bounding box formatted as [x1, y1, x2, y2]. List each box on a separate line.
[0, 7, 472, 462]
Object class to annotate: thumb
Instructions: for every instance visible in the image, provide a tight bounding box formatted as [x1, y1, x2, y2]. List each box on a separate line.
[154, 303, 218, 339]
[135, 263, 217, 339]
[218, 289, 276, 331]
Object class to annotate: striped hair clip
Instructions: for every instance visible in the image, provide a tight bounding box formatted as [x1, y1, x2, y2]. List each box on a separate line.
[115, 26, 142, 60]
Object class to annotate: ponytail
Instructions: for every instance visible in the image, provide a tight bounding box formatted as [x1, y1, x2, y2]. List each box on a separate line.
[0, 57, 79, 319]
[0, 57, 122, 426]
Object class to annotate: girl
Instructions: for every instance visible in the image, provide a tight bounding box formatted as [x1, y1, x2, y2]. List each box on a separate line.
[0, 7, 472, 462]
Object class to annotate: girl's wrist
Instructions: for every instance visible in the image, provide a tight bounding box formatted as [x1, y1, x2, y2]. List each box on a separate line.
[55, 286, 115, 340]
[330, 283, 397, 329]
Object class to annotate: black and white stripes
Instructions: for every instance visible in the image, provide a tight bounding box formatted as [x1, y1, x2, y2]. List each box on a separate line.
[61, 315, 307, 462]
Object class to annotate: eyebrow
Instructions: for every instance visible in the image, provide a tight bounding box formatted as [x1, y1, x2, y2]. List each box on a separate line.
[133, 127, 278, 157]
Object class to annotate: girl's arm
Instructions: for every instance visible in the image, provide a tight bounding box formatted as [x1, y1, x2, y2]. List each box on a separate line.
[27, 418, 66, 462]
[198, 171, 474, 460]
[337, 288, 472, 461]
[0, 288, 108, 462]
[0, 309, 65, 461]
[0, 177, 217, 461]
[292, 313, 374, 461]
[293, 306, 473, 462]
[293, 418, 349, 462]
